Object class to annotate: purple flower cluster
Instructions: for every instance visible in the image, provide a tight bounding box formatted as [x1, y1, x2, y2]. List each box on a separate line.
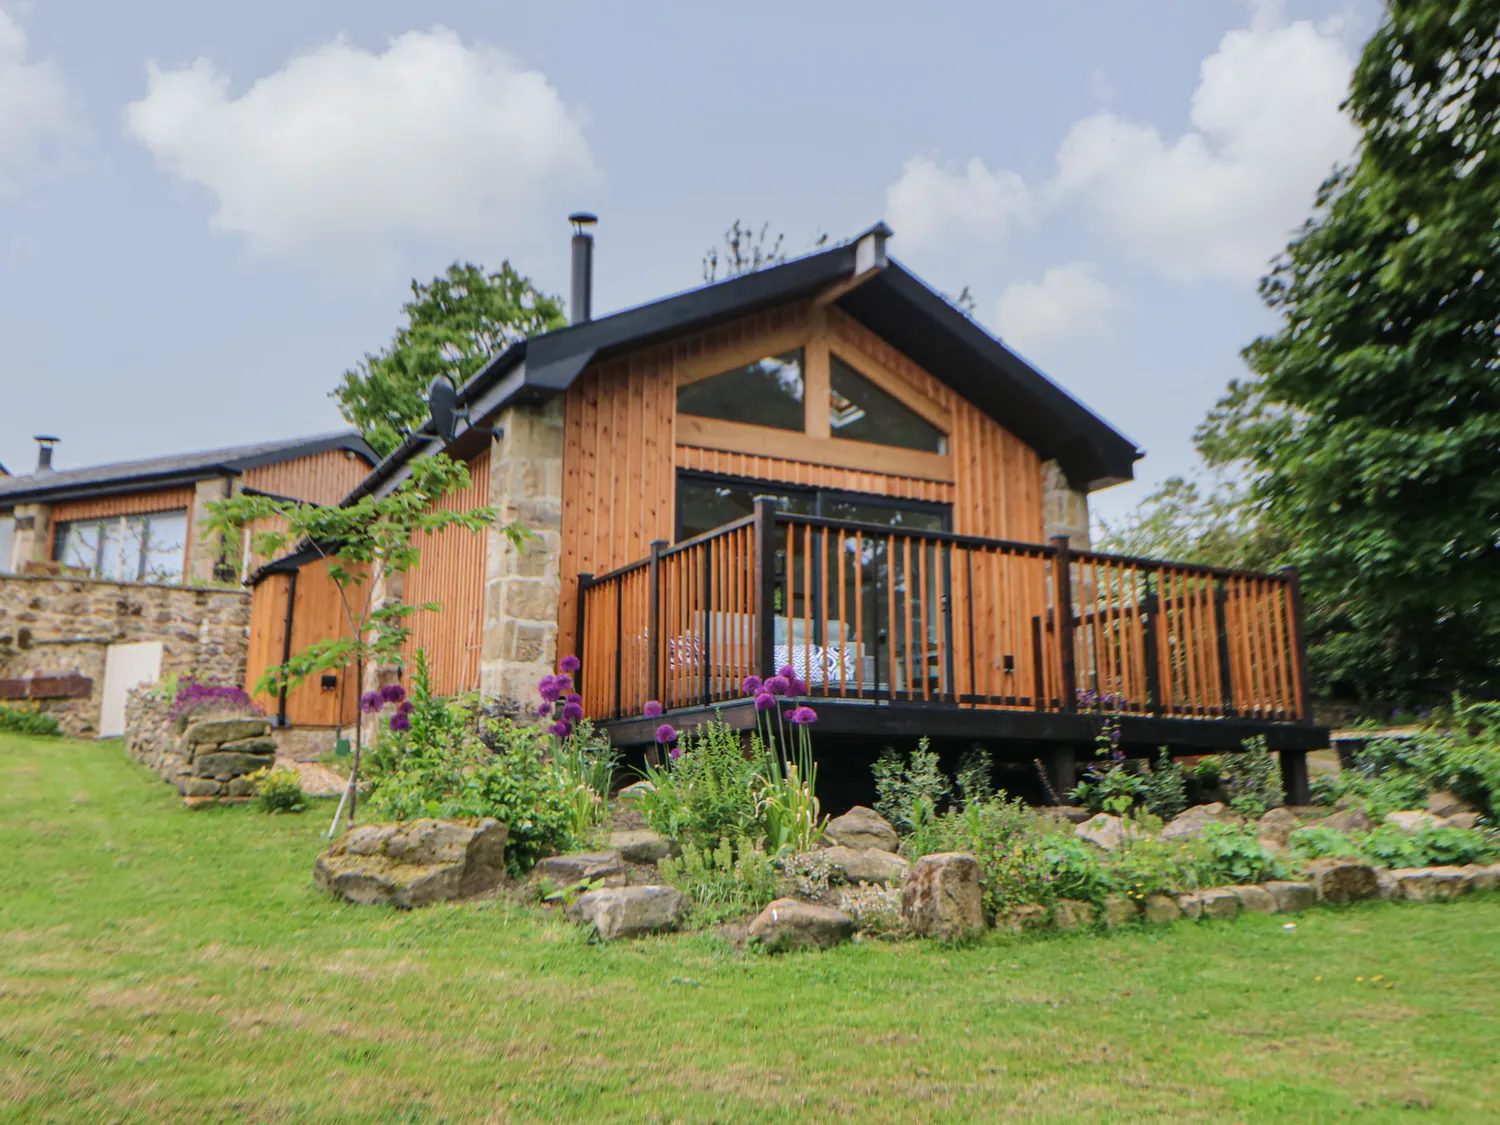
[540, 656, 586, 738]
[359, 682, 413, 732]
[746, 664, 817, 722]
[168, 680, 263, 722]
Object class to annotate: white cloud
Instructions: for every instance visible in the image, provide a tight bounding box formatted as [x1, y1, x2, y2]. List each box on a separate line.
[0, 9, 73, 195]
[124, 27, 597, 273]
[883, 155, 1029, 251]
[993, 262, 1119, 355]
[1052, 8, 1358, 282]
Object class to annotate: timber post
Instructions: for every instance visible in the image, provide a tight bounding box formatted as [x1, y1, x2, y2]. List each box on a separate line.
[753, 499, 778, 682]
[1280, 749, 1310, 807]
[1049, 535, 1078, 710]
[648, 540, 666, 707]
[574, 573, 592, 703]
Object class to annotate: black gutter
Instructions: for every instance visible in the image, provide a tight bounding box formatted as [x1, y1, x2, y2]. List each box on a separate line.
[275, 567, 298, 728]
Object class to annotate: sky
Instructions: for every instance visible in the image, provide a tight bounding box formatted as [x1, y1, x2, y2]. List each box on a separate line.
[0, 0, 1381, 520]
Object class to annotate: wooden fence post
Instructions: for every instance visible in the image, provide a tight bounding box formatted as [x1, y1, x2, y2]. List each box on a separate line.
[1050, 535, 1078, 711]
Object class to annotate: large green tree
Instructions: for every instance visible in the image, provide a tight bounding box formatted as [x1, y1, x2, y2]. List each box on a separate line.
[335, 262, 566, 456]
[1199, 0, 1500, 701]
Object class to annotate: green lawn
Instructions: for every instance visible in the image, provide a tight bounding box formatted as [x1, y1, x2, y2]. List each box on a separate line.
[2, 736, 1497, 1124]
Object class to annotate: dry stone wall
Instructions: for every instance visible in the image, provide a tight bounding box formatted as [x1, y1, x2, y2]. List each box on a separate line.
[125, 685, 277, 798]
[0, 574, 251, 737]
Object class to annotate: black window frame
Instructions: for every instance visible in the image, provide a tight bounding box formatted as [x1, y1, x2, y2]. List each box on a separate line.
[674, 470, 951, 541]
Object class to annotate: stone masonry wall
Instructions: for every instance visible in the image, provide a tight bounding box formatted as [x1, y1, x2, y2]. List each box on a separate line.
[0, 574, 251, 737]
[1041, 459, 1092, 550]
[124, 684, 277, 798]
[480, 400, 565, 708]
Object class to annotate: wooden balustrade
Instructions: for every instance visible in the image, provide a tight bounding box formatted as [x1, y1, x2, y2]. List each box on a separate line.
[576, 503, 1310, 725]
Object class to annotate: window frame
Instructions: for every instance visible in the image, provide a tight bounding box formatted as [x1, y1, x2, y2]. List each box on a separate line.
[674, 470, 951, 542]
[51, 509, 190, 584]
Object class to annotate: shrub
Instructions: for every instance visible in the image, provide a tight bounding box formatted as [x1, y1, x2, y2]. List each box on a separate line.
[1141, 749, 1188, 822]
[775, 849, 839, 900]
[1411, 825, 1499, 867]
[1288, 824, 1362, 862]
[872, 738, 951, 834]
[1103, 836, 1199, 904]
[906, 796, 1056, 915]
[1192, 823, 1282, 885]
[0, 704, 61, 737]
[1039, 834, 1112, 905]
[954, 748, 995, 807]
[659, 836, 778, 924]
[251, 767, 307, 814]
[1070, 761, 1146, 816]
[1220, 736, 1285, 818]
[638, 721, 761, 851]
[1358, 824, 1424, 869]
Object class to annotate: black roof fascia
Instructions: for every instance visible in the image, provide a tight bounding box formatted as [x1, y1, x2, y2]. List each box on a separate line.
[0, 468, 215, 510]
[221, 433, 377, 473]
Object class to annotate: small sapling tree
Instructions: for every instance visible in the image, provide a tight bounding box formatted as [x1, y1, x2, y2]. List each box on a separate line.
[205, 454, 528, 835]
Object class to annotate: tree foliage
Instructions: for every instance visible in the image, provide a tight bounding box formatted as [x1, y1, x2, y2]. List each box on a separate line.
[334, 263, 566, 456]
[1093, 474, 1287, 572]
[701, 221, 829, 283]
[1197, 0, 1500, 701]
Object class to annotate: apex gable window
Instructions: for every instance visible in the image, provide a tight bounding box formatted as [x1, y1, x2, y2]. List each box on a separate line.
[53, 510, 189, 583]
[829, 354, 947, 454]
[677, 349, 805, 432]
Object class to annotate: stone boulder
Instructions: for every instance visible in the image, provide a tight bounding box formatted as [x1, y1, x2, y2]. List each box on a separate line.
[1463, 864, 1500, 893]
[1162, 803, 1243, 842]
[615, 780, 655, 806]
[1179, 888, 1240, 920]
[1074, 813, 1141, 852]
[824, 806, 900, 853]
[607, 830, 678, 865]
[900, 853, 985, 939]
[314, 818, 508, 908]
[1385, 810, 1443, 832]
[1390, 867, 1472, 903]
[1143, 894, 1182, 924]
[183, 718, 272, 745]
[1443, 812, 1482, 831]
[1231, 885, 1278, 914]
[531, 851, 627, 887]
[193, 751, 276, 779]
[1305, 858, 1380, 903]
[1262, 881, 1316, 913]
[821, 845, 909, 885]
[566, 885, 686, 941]
[1257, 807, 1298, 850]
[748, 898, 855, 951]
[1101, 894, 1140, 926]
[1053, 898, 1097, 930]
[1323, 807, 1372, 834]
[1427, 790, 1475, 818]
[995, 904, 1048, 933]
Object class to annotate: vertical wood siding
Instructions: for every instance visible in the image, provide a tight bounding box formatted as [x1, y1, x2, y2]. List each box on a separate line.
[48, 488, 197, 524]
[242, 449, 372, 505]
[400, 450, 491, 696]
[244, 557, 363, 727]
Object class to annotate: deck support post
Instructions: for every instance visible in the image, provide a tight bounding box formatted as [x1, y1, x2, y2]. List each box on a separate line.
[1044, 744, 1078, 801]
[1280, 749, 1310, 807]
[1049, 535, 1078, 710]
[648, 540, 666, 707]
[753, 499, 777, 681]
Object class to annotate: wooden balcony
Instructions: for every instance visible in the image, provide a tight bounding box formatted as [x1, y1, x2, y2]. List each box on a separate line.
[576, 500, 1326, 787]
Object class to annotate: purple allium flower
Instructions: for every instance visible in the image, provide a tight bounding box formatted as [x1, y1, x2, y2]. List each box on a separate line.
[555, 673, 574, 693]
[388, 712, 411, 733]
[379, 683, 406, 705]
[788, 706, 818, 725]
[655, 723, 678, 745]
[537, 702, 553, 718]
[537, 675, 564, 703]
[559, 655, 581, 674]
[741, 675, 763, 695]
[669, 745, 683, 761]
[777, 664, 796, 679]
[643, 700, 663, 718]
[549, 720, 573, 738]
[765, 676, 790, 696]
[562, 701, 584, 723]
[565, 691, 582, 705]
[398, 700, 414, 715]
[754, 692, 776, 712]
[788, 678, 809, 697]
[359, 691, 384, 714]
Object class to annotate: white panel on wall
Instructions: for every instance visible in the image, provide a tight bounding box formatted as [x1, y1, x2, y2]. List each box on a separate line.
[98, 641, 164, 738]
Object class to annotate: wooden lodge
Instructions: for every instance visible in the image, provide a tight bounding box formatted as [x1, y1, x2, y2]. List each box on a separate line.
[246, 220, 1326, 802]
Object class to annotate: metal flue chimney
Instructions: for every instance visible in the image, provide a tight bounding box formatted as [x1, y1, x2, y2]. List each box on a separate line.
[569, 212, 597, 325]
[33, 436, 58, 474]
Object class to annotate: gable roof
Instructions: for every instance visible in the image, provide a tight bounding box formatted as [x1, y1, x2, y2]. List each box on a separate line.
[0, 431, 376, 508]
[350, 226, 1141, 502]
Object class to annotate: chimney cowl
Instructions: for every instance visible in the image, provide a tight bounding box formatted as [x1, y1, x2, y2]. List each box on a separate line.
[33, 435, 59, 474]
[569, 213, 596, 325]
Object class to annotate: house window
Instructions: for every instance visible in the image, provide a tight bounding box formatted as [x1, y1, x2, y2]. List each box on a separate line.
[677, 349, 805, 432]
[53, 510, 189, 583]
[0, 514, 13, 573]
[829, 354, 948, 454]
[676, 472, 948, 541]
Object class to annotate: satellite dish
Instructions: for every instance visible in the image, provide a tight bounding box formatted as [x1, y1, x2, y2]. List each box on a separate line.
[428, 377, 459, 443]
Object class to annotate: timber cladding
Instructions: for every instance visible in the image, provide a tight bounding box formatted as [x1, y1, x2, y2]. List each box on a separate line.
[244, 557, 362, 728]
[242, 448, 372, 506]
[555, 301, 1045, 658]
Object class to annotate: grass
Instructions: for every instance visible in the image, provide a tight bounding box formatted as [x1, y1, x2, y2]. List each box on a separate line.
[2, 735, 1498, 1124]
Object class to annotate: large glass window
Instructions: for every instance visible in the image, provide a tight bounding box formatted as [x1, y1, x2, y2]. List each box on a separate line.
[677, 349, 805, 432]
[829, 354, 948, 453]
[53, 510, 189, 582]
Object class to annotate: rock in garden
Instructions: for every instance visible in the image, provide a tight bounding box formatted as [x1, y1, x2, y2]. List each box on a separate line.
[530, 851, 627, 888]
[183, 718, 272, 745]
[1462, 864, 1500, 893]
[1180, 888, 1239, 920]
[1323, 807, 1372, 834]
[1257, 807, 1298, 849]
[748, 898, 855, 951]
[1305, 858, 1379, 903]
[1374, 866, 1399, 901]
[615, 780, 655, 806]
[182, 778, 222, 798]
[1262, 881, 1316, 913]
[314, 818, 509, 909]
[1101, 894, 1140, 926]
[821, 845, 909, 885]
[900, 852, 985, 939]
[213, 736, 278, 756]
[1052, 898, 1096, 930]
[824, 806, 900, 853]
[1074, 813, 1140, 852]
[1427, 790, 1474, 818]
[1385, 810, 1443, 832]
[607, 830, 677, 864]
[1039, 806, 1093, 825]
[192, 751, 276, 779]
[1390, 867, 1472, 903]
[1143, 894, 1182, 924]
[1231, 885, 1278, 914]
[995, 904, 1047, 933]
[1442, 812, 1481, 831]
[1162, 803, 1243, 841]
[566, 885, 686, 941]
